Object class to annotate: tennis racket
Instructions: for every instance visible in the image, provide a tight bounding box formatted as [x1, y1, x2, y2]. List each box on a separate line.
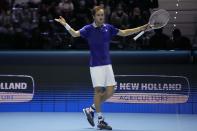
[134, 9, 170, 41]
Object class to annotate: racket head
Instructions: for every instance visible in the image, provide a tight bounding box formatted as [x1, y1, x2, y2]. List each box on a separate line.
[148, 9, 170, 30]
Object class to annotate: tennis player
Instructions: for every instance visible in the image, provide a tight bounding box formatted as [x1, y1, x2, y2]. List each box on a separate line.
[55, 6, 148, 130]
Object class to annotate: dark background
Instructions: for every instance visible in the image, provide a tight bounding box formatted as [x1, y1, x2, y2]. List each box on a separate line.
[0, 0, 195, 50]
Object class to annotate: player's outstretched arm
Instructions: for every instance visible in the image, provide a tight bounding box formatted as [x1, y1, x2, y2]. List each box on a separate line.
[55, 16, 80, 37]
[117, 24, 149, 37]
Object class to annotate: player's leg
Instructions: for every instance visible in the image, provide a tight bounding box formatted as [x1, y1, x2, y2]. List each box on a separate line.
[83, 66, 105, 127]
[96, 65, 115, 130]
[95, 86, 114, 130]
[94, 86, 112, 130]
[83, 65, 114, 130]
[83, 87, 104, 127]
[100, 85, 115, 102]
[94, 87, 105, 113]
[85, 86, 114, 119]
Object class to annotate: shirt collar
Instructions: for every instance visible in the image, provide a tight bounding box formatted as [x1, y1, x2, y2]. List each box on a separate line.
[92, 22, 104, 28]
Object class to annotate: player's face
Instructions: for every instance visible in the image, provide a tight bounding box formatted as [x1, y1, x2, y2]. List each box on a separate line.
[94, 9, 105, 25]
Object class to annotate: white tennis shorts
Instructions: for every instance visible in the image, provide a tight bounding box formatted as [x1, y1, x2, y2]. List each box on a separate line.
[90, 64, 116, 88]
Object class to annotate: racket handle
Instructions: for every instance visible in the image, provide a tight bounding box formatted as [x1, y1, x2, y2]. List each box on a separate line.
[133, 31, 145, 41]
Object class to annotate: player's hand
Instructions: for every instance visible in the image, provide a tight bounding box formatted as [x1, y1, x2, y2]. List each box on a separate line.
[149, 24, 154, 29]
[145, 23, 153, 31]
[141, 24, 149, 31]
[54, 16, 67, 26]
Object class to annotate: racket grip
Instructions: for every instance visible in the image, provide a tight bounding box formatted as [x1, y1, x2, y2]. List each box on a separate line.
[133, 31, 145, 41]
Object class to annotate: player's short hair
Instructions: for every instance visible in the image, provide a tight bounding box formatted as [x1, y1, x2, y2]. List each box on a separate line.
[92, 6, 104, 16]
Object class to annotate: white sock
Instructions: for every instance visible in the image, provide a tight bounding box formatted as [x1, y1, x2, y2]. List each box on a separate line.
[97, 112, 104, 120]
[89, 104, 95, 112]
[92, 104, 95, 109]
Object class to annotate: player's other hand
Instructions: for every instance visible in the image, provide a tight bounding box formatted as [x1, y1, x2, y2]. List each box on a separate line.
[54, 16, 67, 26]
